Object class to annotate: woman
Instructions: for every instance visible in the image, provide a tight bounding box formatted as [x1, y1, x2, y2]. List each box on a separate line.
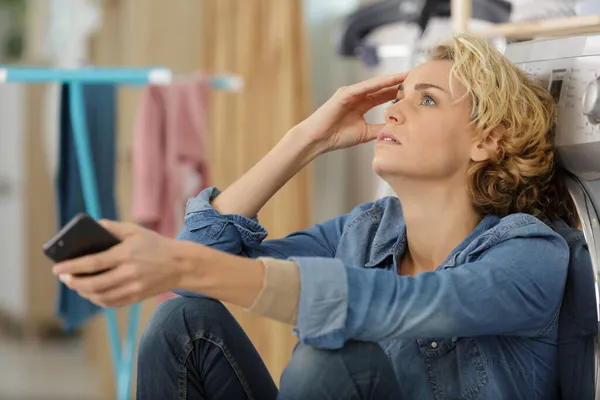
[53, 33, 578, 399]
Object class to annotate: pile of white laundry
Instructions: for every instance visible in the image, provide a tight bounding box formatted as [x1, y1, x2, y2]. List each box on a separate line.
[508, 0, 576, 22]
[508, 0, 600, 21]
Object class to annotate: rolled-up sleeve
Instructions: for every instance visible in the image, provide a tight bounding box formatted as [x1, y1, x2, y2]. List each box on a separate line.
[177, 187, 268, 254]
[177, 186, 373, 259]
[291, 225, 569, 349]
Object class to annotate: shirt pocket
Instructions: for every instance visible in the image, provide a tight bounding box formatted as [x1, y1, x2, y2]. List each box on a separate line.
[420, 337, 489, 400]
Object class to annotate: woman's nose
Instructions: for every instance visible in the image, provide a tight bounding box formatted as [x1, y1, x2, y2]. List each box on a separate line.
[384, 103, 404, 124]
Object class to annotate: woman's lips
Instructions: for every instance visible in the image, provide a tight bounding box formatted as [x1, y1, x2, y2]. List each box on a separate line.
[377, 131, 401, 144]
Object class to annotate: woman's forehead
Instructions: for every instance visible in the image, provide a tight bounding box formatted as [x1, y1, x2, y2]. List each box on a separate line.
[404, 60, 467, 97]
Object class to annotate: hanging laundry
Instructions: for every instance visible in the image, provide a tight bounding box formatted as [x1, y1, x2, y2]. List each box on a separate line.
[131, 77, 211, 239]
[56, 83, 117, 330]
[44, 0, 102, 67]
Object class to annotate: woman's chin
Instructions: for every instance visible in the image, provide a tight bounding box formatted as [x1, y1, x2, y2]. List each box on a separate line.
[372, 158, 421, 182]
[372, 158, 401, 178]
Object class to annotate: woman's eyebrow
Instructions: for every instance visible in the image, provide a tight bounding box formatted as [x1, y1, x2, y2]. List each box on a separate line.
[397, 83, 448, 93]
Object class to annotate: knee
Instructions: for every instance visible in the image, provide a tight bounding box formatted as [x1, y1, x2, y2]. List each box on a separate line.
[279, 341, 391, 398]
[138, 296, 231, 358]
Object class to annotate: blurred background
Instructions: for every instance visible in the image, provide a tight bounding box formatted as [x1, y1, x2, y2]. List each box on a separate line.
[0, 0, 597, 399]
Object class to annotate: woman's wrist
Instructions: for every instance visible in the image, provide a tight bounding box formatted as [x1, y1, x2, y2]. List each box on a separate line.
[174, 241, 265, 309]
[284, 125, 328, 162]
[210, 125, 321, 218]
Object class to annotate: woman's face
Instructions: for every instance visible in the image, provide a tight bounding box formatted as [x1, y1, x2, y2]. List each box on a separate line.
[372, 60, 478, 183]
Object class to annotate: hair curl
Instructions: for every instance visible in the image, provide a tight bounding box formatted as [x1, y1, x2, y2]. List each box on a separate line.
[430, 33, 579, 227]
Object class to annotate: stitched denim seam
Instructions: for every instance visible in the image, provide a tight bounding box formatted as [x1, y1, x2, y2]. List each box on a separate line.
[488, 218, 541, 246]
[565, 234, 584, 246]
[383, 339, 397, 353]
[341, 208, 379, 236]
[460, 339, 490, 400]
[483, 357, 532, 375]
[177, 351, 186, 400]
[186, 210, 267, 244]
[237, 225, 267, 243]
[206, 222, 227, 240]
[444, 220, 541, 266]
[177, 330, 255, 400]
[538, 305, 560, 337]
[422, 338, 489, 400]
[424, 356, 441, 398]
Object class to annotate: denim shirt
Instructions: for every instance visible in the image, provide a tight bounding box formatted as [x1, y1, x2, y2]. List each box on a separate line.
[176, 187, 570, 400]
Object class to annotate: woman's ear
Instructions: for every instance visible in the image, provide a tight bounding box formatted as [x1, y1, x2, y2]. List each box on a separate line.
[471, 125, 505, 162]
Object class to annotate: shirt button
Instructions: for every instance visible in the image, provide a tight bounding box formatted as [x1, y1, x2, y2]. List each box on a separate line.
[430, 342, 438, 349]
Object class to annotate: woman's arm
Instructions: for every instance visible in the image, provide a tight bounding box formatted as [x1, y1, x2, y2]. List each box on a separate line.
[176, 221, 571, 348]
[176, 128, 335, 261]
[210, 129, 319, 219]
[177, 73, 406, 258]
[210, 72, 406, 218]
[53, 216, 569, 343]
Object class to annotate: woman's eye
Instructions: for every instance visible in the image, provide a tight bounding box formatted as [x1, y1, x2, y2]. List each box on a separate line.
[422, 95, 436, 106]
[390, 98, 399, 105]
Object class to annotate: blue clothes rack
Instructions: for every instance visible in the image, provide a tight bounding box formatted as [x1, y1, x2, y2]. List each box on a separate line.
[0, 66, 242, 400]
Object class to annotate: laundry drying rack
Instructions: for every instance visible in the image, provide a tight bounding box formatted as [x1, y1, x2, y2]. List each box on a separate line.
[451, 0, 600, 38]
[0, 66, 242, 400]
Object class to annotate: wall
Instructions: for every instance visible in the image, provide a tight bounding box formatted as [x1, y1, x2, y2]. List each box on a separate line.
[0, 83, 26, 318]
[0, 0, 60, 337]
[304, 0, 362, 221]
[303, 0, 416, 216]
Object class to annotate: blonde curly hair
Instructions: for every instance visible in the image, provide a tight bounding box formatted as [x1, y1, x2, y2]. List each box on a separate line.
[430, 33, 578, 227]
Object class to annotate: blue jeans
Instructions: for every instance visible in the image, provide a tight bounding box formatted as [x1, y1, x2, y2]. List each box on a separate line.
[137, 297, 402, 399]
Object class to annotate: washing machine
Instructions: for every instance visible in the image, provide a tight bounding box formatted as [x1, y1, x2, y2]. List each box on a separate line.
[505, 35, 600, 398]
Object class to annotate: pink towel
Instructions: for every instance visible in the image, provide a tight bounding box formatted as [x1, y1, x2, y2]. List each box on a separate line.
[132, 77, 211, 238]
[132, 77, 211, 303]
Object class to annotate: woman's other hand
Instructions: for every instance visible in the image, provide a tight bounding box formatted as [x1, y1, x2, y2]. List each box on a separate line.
[294, 72, 407, 154]
[51, 220, 188, 308]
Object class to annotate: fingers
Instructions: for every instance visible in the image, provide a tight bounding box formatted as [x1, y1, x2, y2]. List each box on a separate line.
[356, 86, 399, 114]
[366, 86, 399, 106]
[52, 242, 129, 276]
[98, 219, 143, 240]
[345, 72, 408, 98]
[64, 263, 131, 295]
[61, 264, 145, 308]
[89, 282, 145, 308]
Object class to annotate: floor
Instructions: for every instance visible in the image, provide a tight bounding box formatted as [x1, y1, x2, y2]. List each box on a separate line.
[0, 336, 107, 400]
